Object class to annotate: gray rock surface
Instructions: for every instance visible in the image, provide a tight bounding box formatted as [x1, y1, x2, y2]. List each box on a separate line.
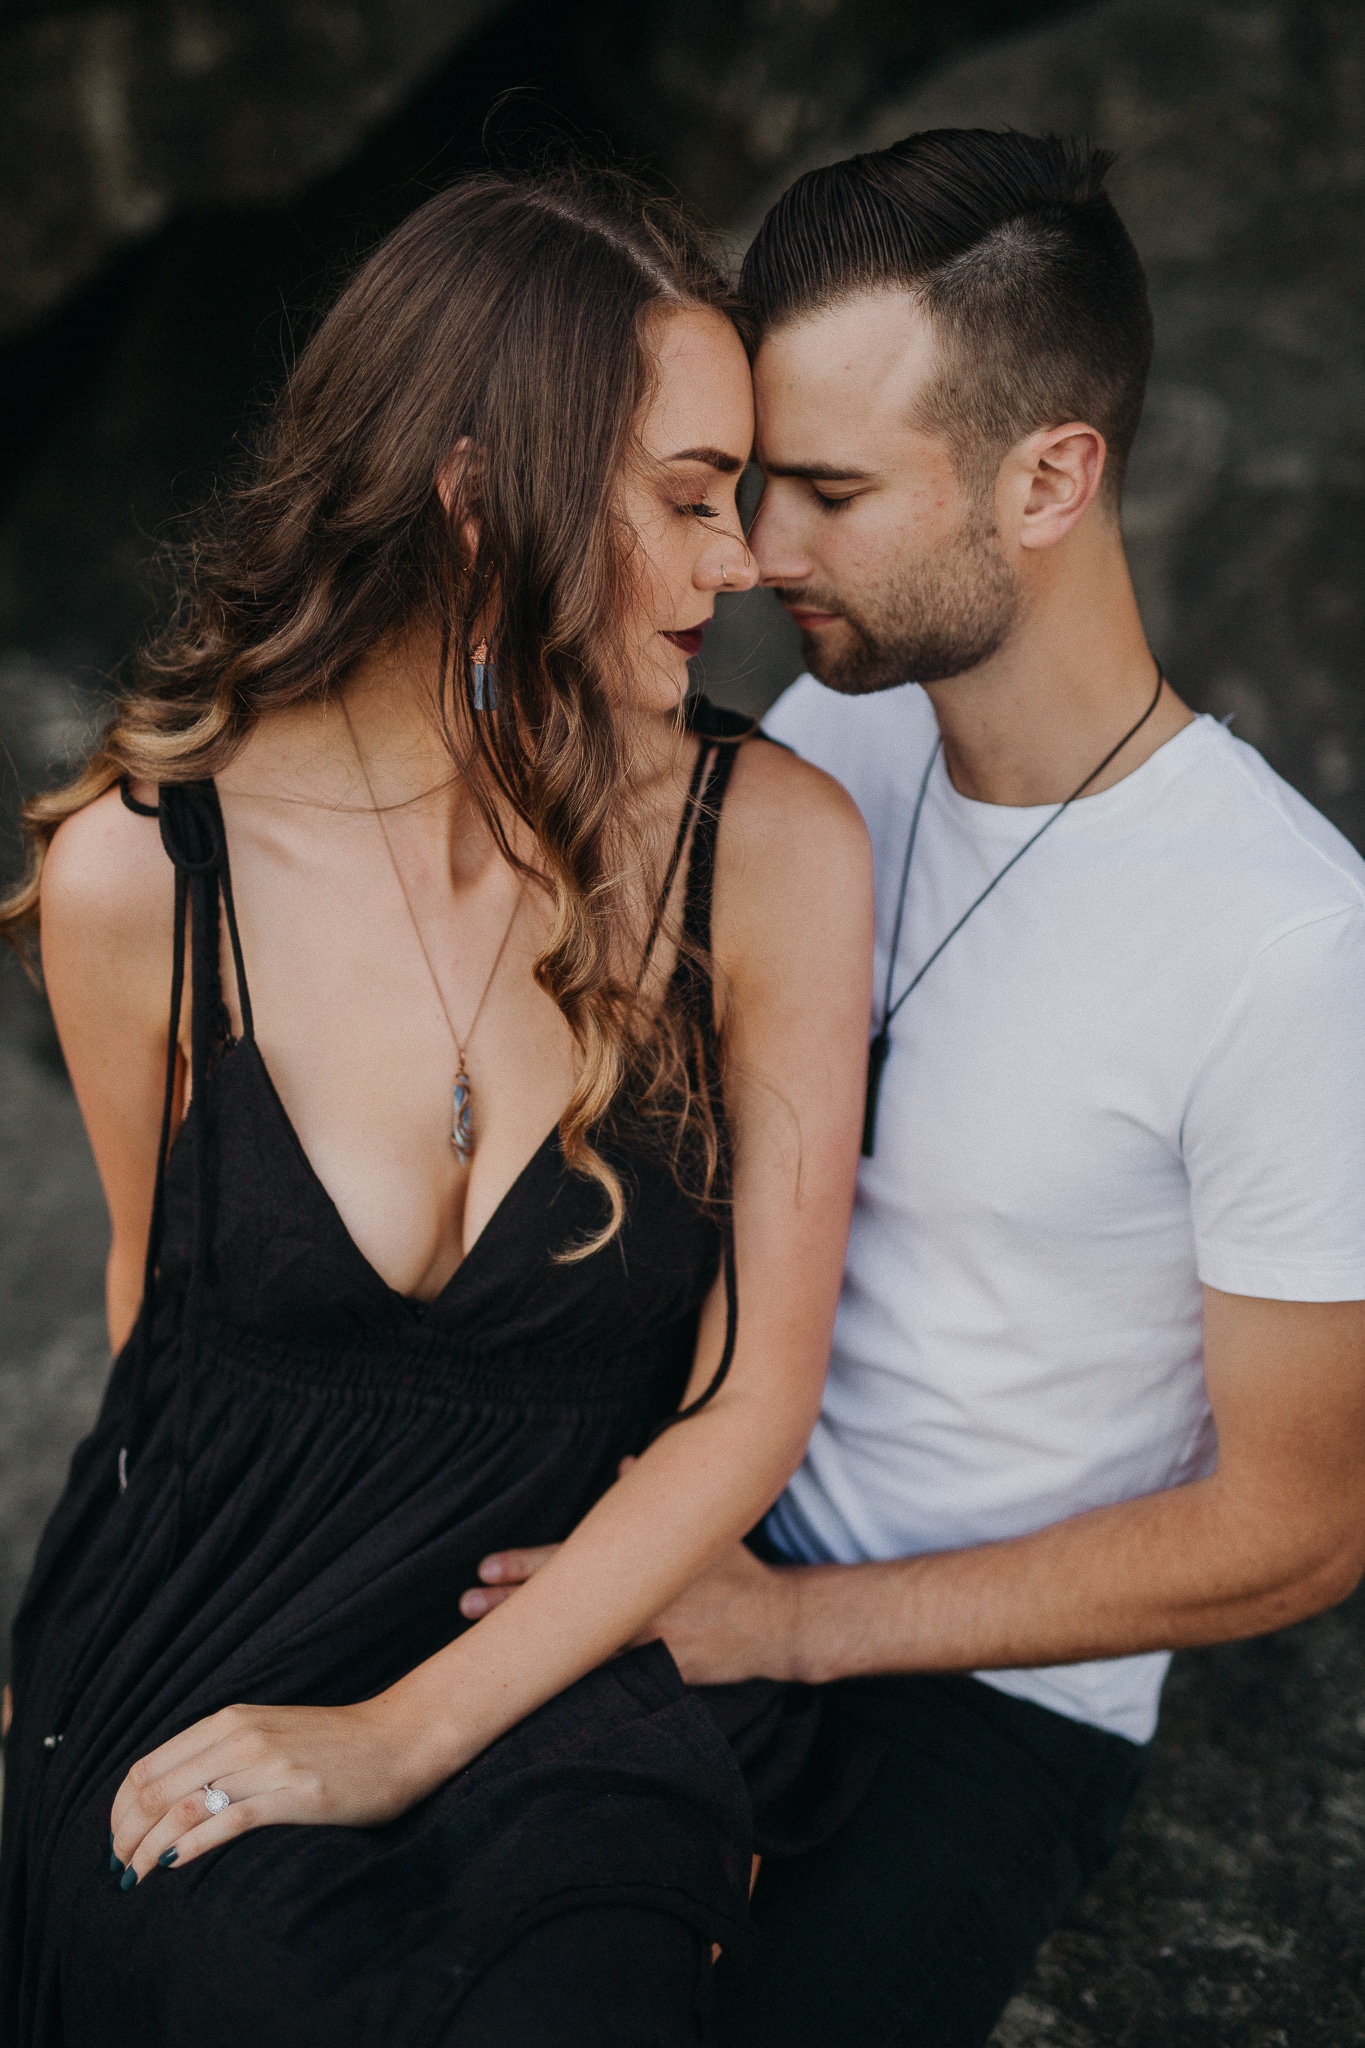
[0, 0, 508, 336]
[0, 653, 110, 1701]
[568, 0, 1093, 243]
[991, 1591, 1365, 2046]
[1, 0, 1095, 341]
[0, 993, 109, 1694]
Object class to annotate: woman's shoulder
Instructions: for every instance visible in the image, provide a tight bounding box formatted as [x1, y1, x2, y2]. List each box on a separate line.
[723, 722, 870, 873]
[42, 781, 171, 944]
[712, 727, 872, 985]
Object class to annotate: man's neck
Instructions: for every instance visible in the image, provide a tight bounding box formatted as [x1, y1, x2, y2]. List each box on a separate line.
[922, 527, 1194, 808]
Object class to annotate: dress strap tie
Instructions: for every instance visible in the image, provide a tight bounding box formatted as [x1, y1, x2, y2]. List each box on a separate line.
[116, 779, 252, 1570]
[649, 697, 756, 1439]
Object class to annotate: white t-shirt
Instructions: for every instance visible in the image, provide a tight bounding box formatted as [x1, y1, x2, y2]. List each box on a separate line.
[764, 676, 1365, 1744]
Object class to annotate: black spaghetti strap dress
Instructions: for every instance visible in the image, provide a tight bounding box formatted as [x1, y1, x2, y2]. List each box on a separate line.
[0, 700, 871, 2047]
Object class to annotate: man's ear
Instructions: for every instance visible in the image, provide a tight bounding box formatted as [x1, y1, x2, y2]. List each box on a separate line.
[1008, 422, 1108, 551]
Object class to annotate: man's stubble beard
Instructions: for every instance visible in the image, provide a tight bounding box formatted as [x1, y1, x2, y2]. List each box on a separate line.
[789, 500, 1020, 697]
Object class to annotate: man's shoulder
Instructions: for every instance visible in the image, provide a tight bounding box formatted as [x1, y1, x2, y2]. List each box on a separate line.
[1177, 720, 1365, 932]
[762, 675, 935, 812]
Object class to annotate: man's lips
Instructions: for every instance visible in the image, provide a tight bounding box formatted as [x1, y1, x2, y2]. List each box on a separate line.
[783, 604, 843, 630]
[663, 624, 707, 658]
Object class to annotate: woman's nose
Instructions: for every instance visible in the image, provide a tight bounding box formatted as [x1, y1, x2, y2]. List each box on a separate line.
[702, 540, 759, 595]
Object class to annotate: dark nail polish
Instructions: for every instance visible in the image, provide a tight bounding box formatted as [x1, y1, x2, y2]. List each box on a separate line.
[109, 1851, 123, 1874]
[119, 1866, 138, 1892]
[157, 1847, 178, 1868]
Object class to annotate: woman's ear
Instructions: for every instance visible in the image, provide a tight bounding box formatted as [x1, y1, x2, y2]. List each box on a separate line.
[437, 437, 482, 567]
[436, 435, 474, 518]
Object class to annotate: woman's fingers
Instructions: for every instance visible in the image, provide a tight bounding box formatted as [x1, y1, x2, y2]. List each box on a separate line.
[112, 1723, 332, 1882]
[113, 1784, 299, 1888]
[112, 1754, 261, 1872]
[110, 1704, 242, 1835]
[111, 1707, 265, 1852]
[114, 1778, 242, 1884]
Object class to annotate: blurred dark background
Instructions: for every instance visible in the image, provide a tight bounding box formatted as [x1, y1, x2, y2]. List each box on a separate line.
[2, 2, 1364, 2041]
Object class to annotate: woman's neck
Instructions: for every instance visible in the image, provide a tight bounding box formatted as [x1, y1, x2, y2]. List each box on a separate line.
[217, 639, 699, 885]
[218, 640, 502, 877]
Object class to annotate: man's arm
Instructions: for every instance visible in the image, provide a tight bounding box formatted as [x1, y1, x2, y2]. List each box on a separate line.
[464, 1289, 1365, 1686]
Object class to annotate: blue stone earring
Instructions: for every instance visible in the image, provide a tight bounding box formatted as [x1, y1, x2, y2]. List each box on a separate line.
[471, 642, 497, 711]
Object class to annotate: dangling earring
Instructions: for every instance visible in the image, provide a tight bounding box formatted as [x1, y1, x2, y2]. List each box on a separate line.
[471, 641, 497, 711]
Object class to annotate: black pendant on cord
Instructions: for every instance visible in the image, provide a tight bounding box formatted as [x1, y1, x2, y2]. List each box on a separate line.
[862, 1030, 891, 1156]
[861, 665, 1167, 1159]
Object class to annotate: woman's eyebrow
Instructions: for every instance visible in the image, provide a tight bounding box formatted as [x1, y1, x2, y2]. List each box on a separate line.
[663, 445, 746, 475]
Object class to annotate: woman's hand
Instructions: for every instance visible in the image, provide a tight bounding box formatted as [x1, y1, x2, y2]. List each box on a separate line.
[109, 1697, 439, 1888]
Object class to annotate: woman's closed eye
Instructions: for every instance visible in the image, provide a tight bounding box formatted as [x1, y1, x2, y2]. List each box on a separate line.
[678, 498, 721, 521]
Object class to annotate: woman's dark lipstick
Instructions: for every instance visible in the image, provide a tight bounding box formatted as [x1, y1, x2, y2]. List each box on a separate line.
[663, 623, 708, 659]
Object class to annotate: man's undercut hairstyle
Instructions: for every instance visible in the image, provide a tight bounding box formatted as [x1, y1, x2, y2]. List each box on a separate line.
[743, 129, 1154, 500]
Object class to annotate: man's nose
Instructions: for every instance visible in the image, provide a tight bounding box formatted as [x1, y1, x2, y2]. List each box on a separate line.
[746, 493, 812, 590]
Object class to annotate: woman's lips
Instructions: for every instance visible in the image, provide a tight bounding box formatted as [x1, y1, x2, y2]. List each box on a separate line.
[663, 626, 706, 659]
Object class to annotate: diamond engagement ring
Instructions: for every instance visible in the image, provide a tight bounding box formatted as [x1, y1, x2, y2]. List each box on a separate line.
[203, 1785, 230, 1816]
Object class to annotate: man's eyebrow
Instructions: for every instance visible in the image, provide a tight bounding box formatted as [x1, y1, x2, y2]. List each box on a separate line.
[761, 461, 875, 482]
[663, 445, 746, 475]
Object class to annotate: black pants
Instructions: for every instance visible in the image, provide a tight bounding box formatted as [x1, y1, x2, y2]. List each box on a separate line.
[715, 1672, 1147, 2048]
[453, 1906, 713, 2044]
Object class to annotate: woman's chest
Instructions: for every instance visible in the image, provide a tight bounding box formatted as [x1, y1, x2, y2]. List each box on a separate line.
[215, 842, 580, 1300]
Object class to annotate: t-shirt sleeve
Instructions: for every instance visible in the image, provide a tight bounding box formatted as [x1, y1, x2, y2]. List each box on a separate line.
[760, 674, 822, 754]
[1184, 906, 1365, 1300]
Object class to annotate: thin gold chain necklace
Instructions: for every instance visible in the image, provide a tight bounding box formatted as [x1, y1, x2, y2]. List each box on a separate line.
[342, 700, 523, 1163]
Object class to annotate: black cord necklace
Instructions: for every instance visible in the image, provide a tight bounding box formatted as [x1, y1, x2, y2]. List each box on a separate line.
[863, 664, 1167, 1156]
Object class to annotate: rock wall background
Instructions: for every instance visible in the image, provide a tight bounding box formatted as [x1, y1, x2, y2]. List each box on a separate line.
[1, 0, 507, 335]
[1, 2, 1363, 2042]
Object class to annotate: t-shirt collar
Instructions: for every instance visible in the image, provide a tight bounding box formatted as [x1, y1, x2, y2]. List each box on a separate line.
[927, 711, 1215, 844]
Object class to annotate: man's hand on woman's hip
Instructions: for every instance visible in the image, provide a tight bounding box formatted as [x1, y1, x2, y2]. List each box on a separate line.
[462, 1536, 799, 1687]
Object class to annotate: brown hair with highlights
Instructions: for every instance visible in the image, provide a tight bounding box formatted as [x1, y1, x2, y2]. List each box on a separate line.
[1, 166, 747, 1251]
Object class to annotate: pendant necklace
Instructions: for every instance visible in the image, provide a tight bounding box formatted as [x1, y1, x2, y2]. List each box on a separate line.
[343, 702, 523, 1164]
[863, 664, 1167, 1157]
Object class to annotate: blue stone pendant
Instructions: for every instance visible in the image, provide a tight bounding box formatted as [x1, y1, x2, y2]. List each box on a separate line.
[452, 1070, 474, 1163]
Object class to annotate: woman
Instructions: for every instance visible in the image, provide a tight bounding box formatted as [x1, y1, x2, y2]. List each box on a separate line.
[0, 168, 872, 2043]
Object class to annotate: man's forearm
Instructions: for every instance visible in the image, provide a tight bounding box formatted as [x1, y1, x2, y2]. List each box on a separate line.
[777, 1474, 1365, 1686]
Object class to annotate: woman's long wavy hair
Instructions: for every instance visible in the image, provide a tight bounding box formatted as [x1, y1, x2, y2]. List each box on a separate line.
[1, 167, 747, 1252]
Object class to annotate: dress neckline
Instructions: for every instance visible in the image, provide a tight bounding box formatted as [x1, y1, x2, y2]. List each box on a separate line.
[234, 1033, 564, 1312]
[166, 708, 741, 1309]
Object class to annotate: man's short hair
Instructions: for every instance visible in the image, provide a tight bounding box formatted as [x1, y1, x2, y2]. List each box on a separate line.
[742, 129, 1154, 499]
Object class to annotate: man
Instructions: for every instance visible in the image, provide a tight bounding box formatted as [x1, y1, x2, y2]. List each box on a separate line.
[465, 131, 1365, 2044]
